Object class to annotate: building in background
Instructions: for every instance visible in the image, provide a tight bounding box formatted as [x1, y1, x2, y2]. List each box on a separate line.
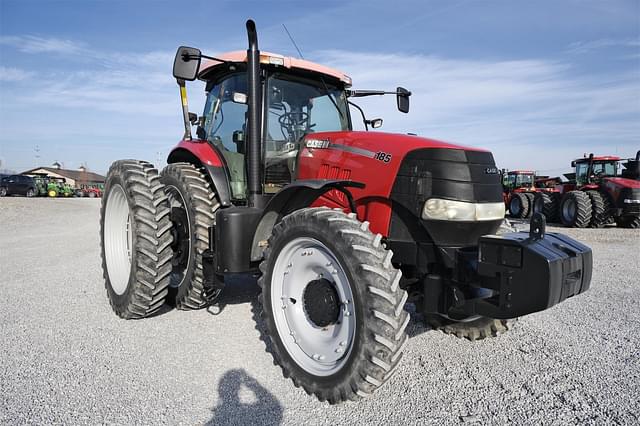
[21, 163, 105, 189]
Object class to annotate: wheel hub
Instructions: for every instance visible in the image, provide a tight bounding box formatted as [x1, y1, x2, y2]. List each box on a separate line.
[169, 207, 190, 268]
[303, 278, 341, 327]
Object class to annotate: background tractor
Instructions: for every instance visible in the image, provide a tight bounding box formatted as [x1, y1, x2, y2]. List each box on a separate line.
[502, 170, 559, 219]
[47, 177, 74, 197]
[537, 153, 640, 228]
[29, 173, 51, 196]
[99, 20, 592, 403]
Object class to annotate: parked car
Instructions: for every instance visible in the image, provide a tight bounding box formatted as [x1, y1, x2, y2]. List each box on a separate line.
[0, 175, 37, 197]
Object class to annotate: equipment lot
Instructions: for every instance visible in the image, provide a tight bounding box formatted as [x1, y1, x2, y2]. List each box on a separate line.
[1, 198, 638, 424]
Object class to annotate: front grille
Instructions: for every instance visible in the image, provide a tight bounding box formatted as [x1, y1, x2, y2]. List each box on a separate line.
[389, 148, 503, 249]
[391, 148, 503, 216]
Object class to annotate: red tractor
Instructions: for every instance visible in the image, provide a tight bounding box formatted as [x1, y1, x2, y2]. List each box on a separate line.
[502, 170, 559, 219]
[534, 153, 640, 228]
[99, 21, 592, 403]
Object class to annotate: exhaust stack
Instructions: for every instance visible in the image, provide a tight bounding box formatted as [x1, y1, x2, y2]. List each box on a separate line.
[245, 19, 262, 208]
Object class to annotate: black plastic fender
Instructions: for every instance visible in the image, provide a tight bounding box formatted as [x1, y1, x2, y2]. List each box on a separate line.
[250, 179, 365, 261]
[167, 146, 233, 207]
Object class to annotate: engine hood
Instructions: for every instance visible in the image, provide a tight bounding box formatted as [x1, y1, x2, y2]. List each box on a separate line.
[603, 177, 640, 189]
[304, 131, 489, 160]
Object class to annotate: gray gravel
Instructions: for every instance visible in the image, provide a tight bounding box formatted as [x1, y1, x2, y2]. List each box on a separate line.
[1, 197, 639, 425]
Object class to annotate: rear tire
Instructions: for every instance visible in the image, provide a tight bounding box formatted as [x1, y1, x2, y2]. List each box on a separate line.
[26, 188, 35, 197]
[585, 190, 611, 228]
[258, 207, 409, 403]
[560, 191, 592, 228]
[100, 160, 174, 319]
[508, 193, 529, 218]
[0, 187, 6, 197]
[160, 163, 221, 309]
[533, 192, 559, 222]
[48, 190, 57, 198]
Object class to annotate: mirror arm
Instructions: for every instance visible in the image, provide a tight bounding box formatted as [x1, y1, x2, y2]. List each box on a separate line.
[177, 79, 192, 140]
[348, 100, 369, 131]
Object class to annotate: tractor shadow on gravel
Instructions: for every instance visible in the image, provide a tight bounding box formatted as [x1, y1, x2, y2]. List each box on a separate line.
[207, 369, 283, 426]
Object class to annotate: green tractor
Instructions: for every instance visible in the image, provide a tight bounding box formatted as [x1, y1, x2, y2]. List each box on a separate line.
[29, 173, 51, 196]
[47, 177, 74, 197]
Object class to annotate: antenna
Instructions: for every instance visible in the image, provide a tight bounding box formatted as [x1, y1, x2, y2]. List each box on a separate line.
[282, 24, 304, 59]
[282, 23, 344, 120]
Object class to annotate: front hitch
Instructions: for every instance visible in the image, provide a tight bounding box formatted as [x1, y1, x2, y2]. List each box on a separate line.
[430, 213, 593, 320]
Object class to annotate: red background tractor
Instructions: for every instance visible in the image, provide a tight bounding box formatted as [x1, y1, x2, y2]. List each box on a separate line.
[536, 153, 640, 228]
[502, 170, 559, 219]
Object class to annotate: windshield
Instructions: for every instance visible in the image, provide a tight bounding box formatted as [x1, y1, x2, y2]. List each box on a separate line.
[576, 160, 618, 185]
[263, 73, 349, 189]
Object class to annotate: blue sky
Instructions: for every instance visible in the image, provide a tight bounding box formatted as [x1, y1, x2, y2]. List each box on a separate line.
[0, 0, 638, 176]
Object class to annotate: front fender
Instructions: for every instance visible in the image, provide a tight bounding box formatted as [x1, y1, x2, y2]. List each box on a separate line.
[250, 179, 365, 261]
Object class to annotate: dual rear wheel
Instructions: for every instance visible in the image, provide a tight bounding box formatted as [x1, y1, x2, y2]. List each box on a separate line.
[100, 160, 219, 317]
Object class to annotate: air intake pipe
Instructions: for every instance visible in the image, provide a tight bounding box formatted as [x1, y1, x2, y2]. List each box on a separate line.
[246, 19, 262, 208]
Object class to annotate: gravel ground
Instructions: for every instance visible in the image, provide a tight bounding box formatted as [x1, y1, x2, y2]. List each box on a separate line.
[1, 197, 639, 425]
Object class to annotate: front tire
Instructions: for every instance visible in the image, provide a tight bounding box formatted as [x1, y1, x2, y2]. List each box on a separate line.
[160, 163, 220, 309]
[426, 315, 513, 341]
[258, 207, 409, 403]
[560, 191, 592, 228]
[508, 193, 529, 218]
[616, 215, 640, 229]
[100, 160, 174, 319]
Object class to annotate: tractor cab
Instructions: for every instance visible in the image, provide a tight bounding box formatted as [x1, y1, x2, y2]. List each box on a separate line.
[171, 45, 410, 205]
[196, 52, 352, 199]
[571, 155, 620, 186]
[502, 170, 535, 191]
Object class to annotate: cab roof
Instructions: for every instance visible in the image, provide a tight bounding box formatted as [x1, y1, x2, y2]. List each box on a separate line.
[507, 170, 535, 175]
[574, 155, 621, 163]
[198, 50, 352, 86]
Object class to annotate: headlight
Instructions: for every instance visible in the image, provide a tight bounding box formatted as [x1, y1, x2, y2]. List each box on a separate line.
[422, 199, 505, 221]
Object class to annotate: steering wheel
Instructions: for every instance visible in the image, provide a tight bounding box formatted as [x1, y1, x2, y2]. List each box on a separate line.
[278, 111, 309, 127]
[278, 111, 310, 138]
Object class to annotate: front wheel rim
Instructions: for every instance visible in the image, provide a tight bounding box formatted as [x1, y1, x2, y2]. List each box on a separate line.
[271, 237, 356, 376]
[562, 199, 576, 222]
[510, 197, 521, 215]
[104, 184, 133, 295]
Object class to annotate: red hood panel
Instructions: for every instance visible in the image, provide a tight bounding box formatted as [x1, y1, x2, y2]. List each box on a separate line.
[604, 177, 640, 189]
[306, 131, 488, 157]
[297, 131, 494, 235]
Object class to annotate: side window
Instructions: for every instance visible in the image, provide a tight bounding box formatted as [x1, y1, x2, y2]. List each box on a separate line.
[203, 73, 248, 199]
[576, 163, 588, 185]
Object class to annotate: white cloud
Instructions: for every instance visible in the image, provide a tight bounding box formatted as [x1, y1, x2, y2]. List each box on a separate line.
[314, 50, 640, 171]
[566, 38, 640, 54]
[1, 36, 638, 174]
[0, 66, 33, 81]
[0, 35, 86, 55]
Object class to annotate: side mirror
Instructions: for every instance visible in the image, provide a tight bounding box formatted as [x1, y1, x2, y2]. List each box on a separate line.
[188, 112, 198, 124]
[397, 87, 411, 113]
[571, 161, 576, 167]
[173, 46, 201, 81]
[367, 118, 383, 129]
[232, 130, 245, 143]
[232, 92, 248, 104]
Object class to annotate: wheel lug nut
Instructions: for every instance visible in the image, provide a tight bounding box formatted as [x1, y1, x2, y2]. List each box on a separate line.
[335, 347, 344, 353]
[339, 341, 347, 346]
